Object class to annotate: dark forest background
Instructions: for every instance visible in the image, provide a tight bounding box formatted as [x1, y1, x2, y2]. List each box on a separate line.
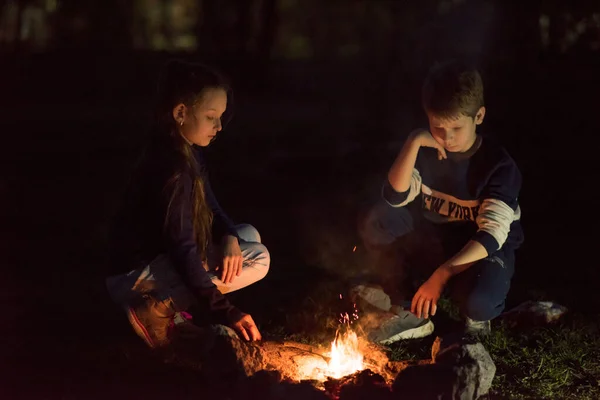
[1, 1, 599, 398]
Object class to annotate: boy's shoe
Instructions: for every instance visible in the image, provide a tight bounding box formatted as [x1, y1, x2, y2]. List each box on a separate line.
[366, 309, 435, 345]
[464, 317, 491, 337]
[126, 294, 177, 349]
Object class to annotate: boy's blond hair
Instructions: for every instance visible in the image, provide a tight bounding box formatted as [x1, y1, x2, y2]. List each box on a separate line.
[422, 61, 484, 120]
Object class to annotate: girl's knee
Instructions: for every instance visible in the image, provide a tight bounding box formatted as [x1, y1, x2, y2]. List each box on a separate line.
[245, 243, 270, 280]
[235, 223, 261, 243]
[255, 243, 270, 269]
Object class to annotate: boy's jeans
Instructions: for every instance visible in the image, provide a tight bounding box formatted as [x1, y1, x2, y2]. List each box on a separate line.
[359, 199, 515, 322]
[105, 224, 270, 312]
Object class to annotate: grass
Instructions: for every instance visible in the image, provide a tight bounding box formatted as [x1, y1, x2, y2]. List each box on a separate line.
[483, 318, 600, 399]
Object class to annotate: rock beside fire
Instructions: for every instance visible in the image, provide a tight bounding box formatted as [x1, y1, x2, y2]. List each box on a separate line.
[392, 334, 495, 399]
[165, 324, 268, 379]
[433, 334, 496, 399]
[203, 325, 268, 379]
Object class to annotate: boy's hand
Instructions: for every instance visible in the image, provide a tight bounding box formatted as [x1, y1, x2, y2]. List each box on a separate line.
[409, 130, 447, 160]
[411, 269, 450, 318]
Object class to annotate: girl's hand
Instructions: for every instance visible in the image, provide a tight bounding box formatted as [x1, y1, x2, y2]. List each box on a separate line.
[231, 313, 262, 341]
[219, 235, 243, 284]
[411, 268, 450, 319]
[409, 130, 447, 160]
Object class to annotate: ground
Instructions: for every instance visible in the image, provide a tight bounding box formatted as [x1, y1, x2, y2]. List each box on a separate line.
[1, 55, 599, 399]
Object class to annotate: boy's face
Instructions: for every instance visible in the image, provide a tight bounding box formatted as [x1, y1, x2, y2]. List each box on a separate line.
[427, 107, 485, 153]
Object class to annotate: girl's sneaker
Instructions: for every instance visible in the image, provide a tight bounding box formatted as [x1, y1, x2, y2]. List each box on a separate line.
[126, 294, 177, 348]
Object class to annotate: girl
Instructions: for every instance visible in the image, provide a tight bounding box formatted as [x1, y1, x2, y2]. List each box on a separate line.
[106, 60, 270, 349]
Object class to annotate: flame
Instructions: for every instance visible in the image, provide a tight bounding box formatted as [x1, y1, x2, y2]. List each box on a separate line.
[327, 327, 363, 379]
[295, 320, 364, 381]
[294, 302, 365, 381]
[322, 311, 363, 379]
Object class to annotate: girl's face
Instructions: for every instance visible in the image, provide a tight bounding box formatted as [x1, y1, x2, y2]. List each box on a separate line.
[176, 88, 228, 147]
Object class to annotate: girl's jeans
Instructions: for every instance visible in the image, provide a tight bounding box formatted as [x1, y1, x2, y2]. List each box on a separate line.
[105, 224, 270, 313]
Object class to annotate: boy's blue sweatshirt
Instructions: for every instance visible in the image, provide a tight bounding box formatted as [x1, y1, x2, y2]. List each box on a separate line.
[383, 135, 523, 254]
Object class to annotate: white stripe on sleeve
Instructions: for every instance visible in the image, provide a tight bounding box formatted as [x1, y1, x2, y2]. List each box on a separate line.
[476, 198, 521, 250]
[384, 168, 422, 208]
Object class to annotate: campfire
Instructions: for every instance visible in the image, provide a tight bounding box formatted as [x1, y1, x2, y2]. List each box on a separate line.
[297, 310, 365, 381]
[288, 294, 407, 388]
[185, 287, 496, 399]
[202, 293, 432, 399]
[250, 296, 410, 399]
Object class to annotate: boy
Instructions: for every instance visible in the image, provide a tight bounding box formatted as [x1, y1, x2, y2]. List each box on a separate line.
[358, 61, 523, 343]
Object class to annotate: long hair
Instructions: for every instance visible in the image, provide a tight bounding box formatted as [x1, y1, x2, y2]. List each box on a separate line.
[154, 60, 231, 259]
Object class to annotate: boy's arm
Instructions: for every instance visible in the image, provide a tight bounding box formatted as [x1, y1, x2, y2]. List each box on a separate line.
[388, 129, 446, 192]
[383, 130, 447, 207]
[433, 240, 487, 281]
[412, 240, 488, 318]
